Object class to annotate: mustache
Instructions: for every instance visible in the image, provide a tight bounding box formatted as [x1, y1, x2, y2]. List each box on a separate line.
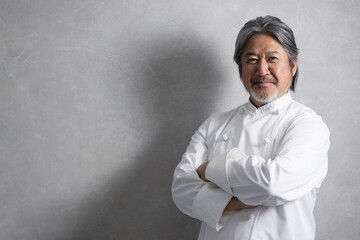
[251, 76, 277, 84]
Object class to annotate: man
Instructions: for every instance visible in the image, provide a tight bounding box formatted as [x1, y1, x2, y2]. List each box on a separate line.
[171, 16, 330, 240]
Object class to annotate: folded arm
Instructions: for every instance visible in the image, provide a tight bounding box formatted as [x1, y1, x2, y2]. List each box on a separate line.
[196, 162, 256, 211]
[205, 116, 330, 206]
[171, 119, 235, 231]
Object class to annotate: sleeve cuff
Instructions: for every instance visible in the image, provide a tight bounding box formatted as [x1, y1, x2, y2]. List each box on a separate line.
[206, 148, 245, 195]
[192, 183, 233, 231]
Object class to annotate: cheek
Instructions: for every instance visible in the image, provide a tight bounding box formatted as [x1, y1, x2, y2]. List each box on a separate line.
[243, 81, 251, 91]
[240, 75, 251, 91]
[270, 65, 291, 79]
[274, 70, 292, 89]
[240, 70, 251, 83]
[241, 66, 255, 79]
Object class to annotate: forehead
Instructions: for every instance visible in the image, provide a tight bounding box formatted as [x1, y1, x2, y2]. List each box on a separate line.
[242, 33, 286, 55]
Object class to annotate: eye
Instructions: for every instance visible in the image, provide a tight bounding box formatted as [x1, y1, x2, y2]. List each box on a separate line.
[247, 58, 258, 64]
[268, 56, 278, 62]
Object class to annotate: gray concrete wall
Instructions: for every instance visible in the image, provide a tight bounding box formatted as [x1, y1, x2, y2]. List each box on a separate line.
[0, 0, 359, 239]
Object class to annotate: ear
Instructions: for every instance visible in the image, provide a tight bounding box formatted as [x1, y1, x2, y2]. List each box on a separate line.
[291, 56, 298, 77]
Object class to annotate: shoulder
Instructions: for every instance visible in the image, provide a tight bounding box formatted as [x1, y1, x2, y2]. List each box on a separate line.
[209, 105, 244, 123]
[287, 100, 324, 122]
[206, 104, 245, 126]
[198, 104, 245, 135]
[285, 100, 330, 137]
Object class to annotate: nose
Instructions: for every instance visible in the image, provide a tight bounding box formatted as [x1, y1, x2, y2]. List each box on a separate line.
[256, 58, 270, 76]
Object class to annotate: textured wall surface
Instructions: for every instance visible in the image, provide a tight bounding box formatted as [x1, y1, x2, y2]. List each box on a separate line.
[0, 0, 359, 239]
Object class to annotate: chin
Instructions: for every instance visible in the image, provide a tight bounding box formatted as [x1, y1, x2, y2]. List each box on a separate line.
[249, 88, 279, 104]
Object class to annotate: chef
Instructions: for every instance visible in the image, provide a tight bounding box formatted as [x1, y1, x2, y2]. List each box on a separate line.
[171, 15, 330, 240]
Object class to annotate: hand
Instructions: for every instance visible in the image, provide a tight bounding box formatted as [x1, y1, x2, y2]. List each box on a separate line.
[197, 162, 209, 182]
[224, 197, 257, 211]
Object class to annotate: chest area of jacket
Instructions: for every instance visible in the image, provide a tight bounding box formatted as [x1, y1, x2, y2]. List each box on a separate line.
[207, 113, 284, 160]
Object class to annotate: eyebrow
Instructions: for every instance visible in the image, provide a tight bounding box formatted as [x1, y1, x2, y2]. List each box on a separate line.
[244, 51, 280, 57]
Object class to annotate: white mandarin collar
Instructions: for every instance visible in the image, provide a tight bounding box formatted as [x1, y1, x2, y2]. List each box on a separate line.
[245, 93, 293, 115]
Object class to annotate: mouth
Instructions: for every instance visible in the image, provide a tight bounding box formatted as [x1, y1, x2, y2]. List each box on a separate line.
[251, 77, 277, 87]
[252, 81, 275, 87]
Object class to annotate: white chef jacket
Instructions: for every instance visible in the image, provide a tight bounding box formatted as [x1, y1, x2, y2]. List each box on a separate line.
[171, 93, 330, 240]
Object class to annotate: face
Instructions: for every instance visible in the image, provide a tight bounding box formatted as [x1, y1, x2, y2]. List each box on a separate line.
[239, 34, 297, 107]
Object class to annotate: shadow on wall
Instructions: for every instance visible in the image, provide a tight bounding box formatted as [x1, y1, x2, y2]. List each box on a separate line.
[69, 32, 224, 240]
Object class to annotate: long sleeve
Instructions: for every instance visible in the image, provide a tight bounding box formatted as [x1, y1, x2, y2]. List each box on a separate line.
[171, 118, 233, 231]
[206, 113, 330, 206]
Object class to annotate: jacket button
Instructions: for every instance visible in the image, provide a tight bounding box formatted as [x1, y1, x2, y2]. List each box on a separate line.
[222, 135, 229, 141]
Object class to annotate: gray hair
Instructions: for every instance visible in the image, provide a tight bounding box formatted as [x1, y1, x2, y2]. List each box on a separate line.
[234, 16, 299, 91]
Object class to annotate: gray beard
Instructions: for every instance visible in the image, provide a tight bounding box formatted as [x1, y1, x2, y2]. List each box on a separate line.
[249, 87, 279, 104]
